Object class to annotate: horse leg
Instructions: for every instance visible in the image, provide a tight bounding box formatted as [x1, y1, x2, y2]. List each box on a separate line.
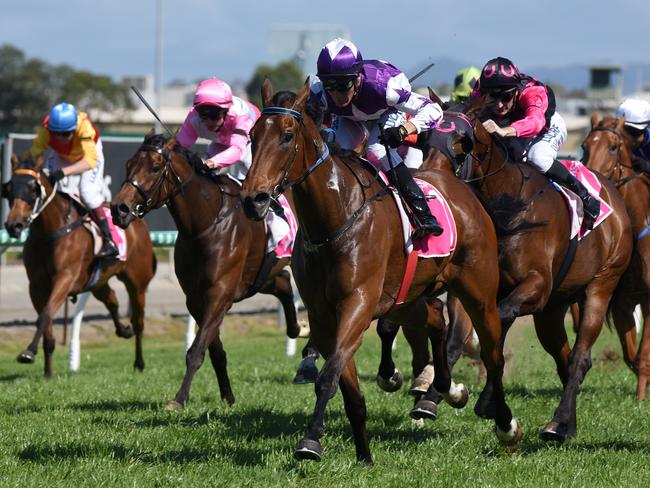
[91, 282, 134, 339]
[293, 338, 320, 384]
[375, 318, 404, 392]
[533, 304, 571, 386]
[636, 301, 650, 400]
[167, 289, 233, 410]
[339, 358, 372, 464]
[295, 298, 375, 463]
[21, 278, 72, 378]
[541, 293, 609, 442]
[207, 327, 235, 405]
[570, 303, 580, 335]
[120, 274, 148, 371]
[264, 268, 300, 339]
[402, 322, 434, 396]
[609, 294, 638, 374]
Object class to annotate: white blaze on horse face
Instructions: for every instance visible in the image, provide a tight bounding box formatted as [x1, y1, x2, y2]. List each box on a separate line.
[326, 164, 340, 192]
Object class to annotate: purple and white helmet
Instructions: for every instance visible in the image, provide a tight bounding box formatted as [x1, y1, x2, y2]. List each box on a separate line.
[317, 38, 363, 79]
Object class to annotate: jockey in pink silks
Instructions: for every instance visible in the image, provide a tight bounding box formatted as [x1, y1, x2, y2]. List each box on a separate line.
[176, 77, 288, 253]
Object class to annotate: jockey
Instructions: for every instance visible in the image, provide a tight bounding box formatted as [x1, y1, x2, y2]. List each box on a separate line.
[177, 77, 260, 180]
[309, 38, 444, 238]
[450, 66, 480, 104]
[615, 98, 650, 172]
[30, 102, 118, 258]
[177, 78, 288, 253]
[473, 56, 600, 229]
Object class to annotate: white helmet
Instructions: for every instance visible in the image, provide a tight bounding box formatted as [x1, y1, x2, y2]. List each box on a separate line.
[616, 98, 650, 130]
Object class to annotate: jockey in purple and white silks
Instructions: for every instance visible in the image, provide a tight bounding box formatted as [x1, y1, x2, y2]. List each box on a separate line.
[616, 99, 650, 172]
[309, 38, 444, 238]
[177, 78, 289, 254]
[472, 56, 600, 228]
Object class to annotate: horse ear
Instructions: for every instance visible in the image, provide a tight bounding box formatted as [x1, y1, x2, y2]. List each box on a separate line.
[261, 78, 273, 108]
[427, 86, 444, 106]
[164, 135, 177, 151]
[475, 120, 492, 145]
[144, 128, 155, 141]
[293, 77, 311, 112]
[464, 95, 485, 121]
[616, 115, 626, 132]
[590, 112, 599, 129]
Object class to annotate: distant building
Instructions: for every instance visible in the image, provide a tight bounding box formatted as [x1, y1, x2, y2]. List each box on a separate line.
[586, 65, 623, 112]
[269, 25, 350, 74]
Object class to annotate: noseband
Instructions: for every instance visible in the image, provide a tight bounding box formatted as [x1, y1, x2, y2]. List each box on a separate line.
[123, 141, 193, 217]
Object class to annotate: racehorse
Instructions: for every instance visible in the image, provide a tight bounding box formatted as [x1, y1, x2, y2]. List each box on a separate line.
[582, 114, 650, 399]
[442, 104, 633, 441]
[111, 130, 300, 410]
[241, 79, 519, 464]
[3, 153, 156, 378]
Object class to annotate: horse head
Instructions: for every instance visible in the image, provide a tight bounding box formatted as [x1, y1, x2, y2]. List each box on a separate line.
[4, 153, 50, 237]
[582, 115, 634, 180]
[111, 130, 192, 228]
[241, 78, 323, 221]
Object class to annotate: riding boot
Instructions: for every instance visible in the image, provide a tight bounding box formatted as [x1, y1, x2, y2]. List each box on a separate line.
[545, 160, 600, 230]
[91, 208, 119, 258]
[386, 163, 443, 238]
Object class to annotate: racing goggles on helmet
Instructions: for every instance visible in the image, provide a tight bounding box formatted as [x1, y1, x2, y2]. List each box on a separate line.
[322, 77, 356, 93]
[196, 105, 228, 120]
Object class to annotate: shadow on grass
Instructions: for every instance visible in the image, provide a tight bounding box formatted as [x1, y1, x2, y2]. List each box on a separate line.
[69, 400, 161, 412]
[479, 438, 650, 457]
[0, 373, 27, 383]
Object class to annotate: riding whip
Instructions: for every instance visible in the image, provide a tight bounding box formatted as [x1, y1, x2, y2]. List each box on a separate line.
[130, 85, 174, 136]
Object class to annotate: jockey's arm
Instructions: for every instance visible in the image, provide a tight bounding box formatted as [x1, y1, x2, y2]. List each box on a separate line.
[61, 159, 93, 176]
[482, 120, 517, 138]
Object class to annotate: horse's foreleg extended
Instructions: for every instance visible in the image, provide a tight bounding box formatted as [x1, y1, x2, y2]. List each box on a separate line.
[122, 276, 147, 371]
[533, 304, 572, 386]
[92, 282, 134, 339]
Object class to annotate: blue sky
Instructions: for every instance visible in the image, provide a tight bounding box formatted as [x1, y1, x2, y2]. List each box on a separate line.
[3, 0, 648, 85]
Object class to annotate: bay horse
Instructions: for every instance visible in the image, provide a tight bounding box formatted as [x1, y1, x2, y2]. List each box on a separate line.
[110, 131, 300, 410]
[442, 105, 633, 441]
[241, 79, 519, 464]
[582, 114, 650, 399]
[3, 153, 156, 378]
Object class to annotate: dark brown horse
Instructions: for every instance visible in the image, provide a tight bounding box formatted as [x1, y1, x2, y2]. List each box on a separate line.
[442, 108, 633, 441]
[3, 153, 156, 377]
[582, 114, 650, 399]
[241, 79, 519, 464]
[111, 131, 300, 410]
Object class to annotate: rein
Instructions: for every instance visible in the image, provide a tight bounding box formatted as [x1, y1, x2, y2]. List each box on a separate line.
[13, 169, 60, 225]
[123, 141, 195, 217]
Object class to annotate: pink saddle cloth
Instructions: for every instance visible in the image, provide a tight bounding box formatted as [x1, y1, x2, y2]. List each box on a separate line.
[555, 160, 612, 240]
[273, 195, 298, 258]
[83, 206, 128, 261]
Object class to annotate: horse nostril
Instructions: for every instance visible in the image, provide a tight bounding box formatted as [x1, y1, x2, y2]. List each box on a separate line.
[118, 203, 130, 216]
[253, 193, 270, 206]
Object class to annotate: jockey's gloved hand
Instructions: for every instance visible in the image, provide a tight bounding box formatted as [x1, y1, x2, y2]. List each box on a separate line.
[381, 125, 409, 148]
[48, 169, 65, 185]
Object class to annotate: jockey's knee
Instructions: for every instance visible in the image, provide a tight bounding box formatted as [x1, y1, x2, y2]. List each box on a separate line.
[526, 146, 554, 173]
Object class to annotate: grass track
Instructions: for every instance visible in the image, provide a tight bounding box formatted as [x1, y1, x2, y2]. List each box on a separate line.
[1, 314, 649, 487]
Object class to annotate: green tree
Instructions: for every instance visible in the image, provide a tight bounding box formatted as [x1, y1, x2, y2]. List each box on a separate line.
[0, 44, 134, 132]
[246, 61, 305, 108]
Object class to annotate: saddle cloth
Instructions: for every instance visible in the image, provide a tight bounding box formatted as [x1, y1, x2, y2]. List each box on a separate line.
[83, 206, 128, 261]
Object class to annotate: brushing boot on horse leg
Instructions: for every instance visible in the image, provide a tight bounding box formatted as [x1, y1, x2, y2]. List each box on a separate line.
[90, 207, 119, 258]
[545, 160, 600, 230]
[387, 163, 443, 238]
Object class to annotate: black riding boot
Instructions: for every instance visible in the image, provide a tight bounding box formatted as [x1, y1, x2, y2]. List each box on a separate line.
[91, 208, 119, 258]
[545, 160, 600, 230]
[387, 164, 443, 238]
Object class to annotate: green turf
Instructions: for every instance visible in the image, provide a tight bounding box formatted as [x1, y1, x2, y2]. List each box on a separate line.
[1, 316, 649, 487]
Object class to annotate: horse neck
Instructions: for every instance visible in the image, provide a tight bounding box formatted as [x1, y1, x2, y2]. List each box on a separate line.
[290, 143, 365, 244]
[30, 193, 77, 239]
[164, 162, 224, 237]
[475, 144, 528, 196]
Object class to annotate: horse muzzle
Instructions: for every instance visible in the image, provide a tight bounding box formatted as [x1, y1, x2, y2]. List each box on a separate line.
[241, 192, 271, 221]
[110, 202, 136, 229]
[5, 219, 26, 238]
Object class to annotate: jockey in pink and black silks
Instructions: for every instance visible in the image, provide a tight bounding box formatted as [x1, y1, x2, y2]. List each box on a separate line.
[177, 77, 260, 180]
[473, 56, 600, 228]
[308, 38, 444, 238]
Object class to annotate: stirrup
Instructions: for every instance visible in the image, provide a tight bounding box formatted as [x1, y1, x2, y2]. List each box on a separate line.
[97, 241, 119, 258]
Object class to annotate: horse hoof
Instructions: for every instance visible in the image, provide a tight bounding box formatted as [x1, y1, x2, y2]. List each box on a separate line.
[408, 364, 434, 396]
[116, 326, 134, 339]
[165, 400, 184, 412]
[410, 399, 438, 420]
[444, 382, 469, 409]
[16, 350, 36, 364]
[293, 362, 319, 384]
[294, 438, 322, 461]
[133, 361, 145, 372]
[376, 368, 403, 392]
[496, 418, 523, 451]
[540, 421, 567, 443]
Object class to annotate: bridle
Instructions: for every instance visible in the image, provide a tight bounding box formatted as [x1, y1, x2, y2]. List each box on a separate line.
[586, 126, 637, 187]
[123, 140, 194, 217]
[11, 168, 59, 225]
[258, 107, 330, 198]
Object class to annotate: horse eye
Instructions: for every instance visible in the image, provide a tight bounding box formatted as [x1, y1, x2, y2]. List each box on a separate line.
[152, 165, 161, 172]
[281, 132, 293, 144]
[609, 144, 617, 153]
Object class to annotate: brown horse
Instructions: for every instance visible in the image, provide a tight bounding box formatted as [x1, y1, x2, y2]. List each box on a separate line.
[3, 153, 156, 377]
[582, 114, 650, 399]
[111, 131, 300, 410]
[441, 107, 633, 441]
[241, 79, 519, 464]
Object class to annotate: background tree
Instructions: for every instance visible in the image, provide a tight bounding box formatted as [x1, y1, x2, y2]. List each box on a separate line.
[0, 44, 134, 132]
[246, 61, 305, 108]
